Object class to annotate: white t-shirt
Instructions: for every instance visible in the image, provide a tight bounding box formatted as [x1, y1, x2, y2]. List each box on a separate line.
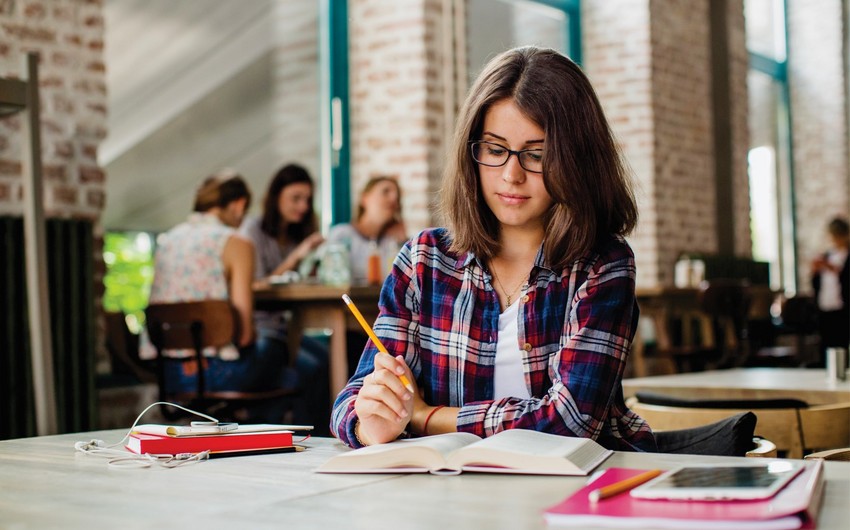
[818, 248, 848, 311]
[325, 223, 404, 283]
[494, 299, 531, 401]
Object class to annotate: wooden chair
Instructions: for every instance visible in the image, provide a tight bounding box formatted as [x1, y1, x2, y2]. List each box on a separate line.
[804, 447, 850, 461]
[754, 296, 820, 367]
[655, 280, 752, 372]
[145, 300, 296, 422]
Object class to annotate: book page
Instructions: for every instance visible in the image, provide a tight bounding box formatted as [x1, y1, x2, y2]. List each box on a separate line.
[316, 432, 481, 473]
[447, 429, 611, 475]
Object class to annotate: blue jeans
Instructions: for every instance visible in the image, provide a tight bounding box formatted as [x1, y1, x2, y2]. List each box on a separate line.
[162, 335, 297, 394]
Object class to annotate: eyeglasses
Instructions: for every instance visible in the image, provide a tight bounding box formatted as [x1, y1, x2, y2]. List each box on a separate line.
[469, 140, 544, 173]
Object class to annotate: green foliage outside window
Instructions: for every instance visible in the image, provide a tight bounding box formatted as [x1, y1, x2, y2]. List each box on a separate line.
[102, 231, 154, 334]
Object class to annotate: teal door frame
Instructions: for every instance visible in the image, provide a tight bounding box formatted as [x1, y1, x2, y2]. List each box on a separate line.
[321, 0, 351, 227]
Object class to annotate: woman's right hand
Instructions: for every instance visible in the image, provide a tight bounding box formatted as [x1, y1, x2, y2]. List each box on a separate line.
[353, 354, 415, 445]
[293, 232, 325, 262]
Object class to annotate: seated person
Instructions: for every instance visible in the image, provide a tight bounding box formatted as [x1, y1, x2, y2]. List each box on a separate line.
[141, 170, 294, 421]
[325, 176, 408, 375]
[325, 176, 408, 284]
[239, 163, 330, 433]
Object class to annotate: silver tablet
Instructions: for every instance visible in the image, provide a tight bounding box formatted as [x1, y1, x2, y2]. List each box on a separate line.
[629, 462, 805, 501]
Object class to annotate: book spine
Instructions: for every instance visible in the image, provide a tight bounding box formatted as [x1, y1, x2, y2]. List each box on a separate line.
[130, 432, 293, 454]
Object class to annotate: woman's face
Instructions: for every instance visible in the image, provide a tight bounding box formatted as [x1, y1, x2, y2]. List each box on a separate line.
[361, 180, 400, 223]
[277, 182, 313, 225]
[477, 98, 553, 233]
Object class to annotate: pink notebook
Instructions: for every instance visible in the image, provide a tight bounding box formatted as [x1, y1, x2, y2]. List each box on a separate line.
[544, 461, 825, 529]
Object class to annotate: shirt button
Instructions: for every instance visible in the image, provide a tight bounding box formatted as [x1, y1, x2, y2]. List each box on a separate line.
[521, 295, 530, 303]
[523, 343, 532, 352]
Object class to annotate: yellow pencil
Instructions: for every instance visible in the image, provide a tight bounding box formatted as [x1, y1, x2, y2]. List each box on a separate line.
[588, 469, 663, 503]
[342, 294, 414, 392]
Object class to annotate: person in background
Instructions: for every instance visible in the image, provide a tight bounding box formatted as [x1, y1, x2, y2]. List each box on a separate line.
[142, 170, 294, 419]
[325, 176, 408, 284]
[811, 216, 850, 365]
[325, 176, 408, 375]
[239, 163, 330, 433]
[331, 46, 656, 452]
[240, 163, 325, 283]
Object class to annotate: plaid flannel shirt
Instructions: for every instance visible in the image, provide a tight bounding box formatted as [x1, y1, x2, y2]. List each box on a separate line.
[331, 228, 656, 452]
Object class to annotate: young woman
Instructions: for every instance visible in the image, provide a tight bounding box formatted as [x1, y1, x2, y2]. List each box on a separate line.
[325, 176, 407, 284]
[143, 171, 293, 403]
[331, 46, 656, 452]
[239, 163, 330, 433]
[811, 216, 850, 364]
[239, 163, 325, 283]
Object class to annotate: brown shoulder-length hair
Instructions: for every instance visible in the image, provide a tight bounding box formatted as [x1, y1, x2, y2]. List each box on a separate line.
[259, 163, 318, 243]
[439, 46, 637, 270]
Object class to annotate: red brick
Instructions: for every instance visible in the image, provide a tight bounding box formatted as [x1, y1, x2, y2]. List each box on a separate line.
[54, 141, 73, 159]
[79, 166, 104, 184]
[24, 3, 47, 19]
[87, 189, 105, 209]
[0, 159, 22, 176]
[1, 24, 56, 43]
[53, 185, 78, 205]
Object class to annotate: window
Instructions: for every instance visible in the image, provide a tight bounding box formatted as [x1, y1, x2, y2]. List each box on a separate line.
[745, 0, 794, 292]
[102, 231, 154, 334]
[466, 0, 581, 87]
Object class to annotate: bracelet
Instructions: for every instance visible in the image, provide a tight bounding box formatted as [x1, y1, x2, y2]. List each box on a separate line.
[422, 405, 445, 436]
[354, 420, 367, 447]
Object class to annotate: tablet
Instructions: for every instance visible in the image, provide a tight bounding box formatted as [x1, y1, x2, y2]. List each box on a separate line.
[630, 462, 805, 501]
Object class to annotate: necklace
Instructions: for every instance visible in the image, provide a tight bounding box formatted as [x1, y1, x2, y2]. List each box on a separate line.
[491, 269, 527, 307]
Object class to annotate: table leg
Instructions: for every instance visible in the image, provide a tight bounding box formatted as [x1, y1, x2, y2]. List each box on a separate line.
[327, 309, 349, 401]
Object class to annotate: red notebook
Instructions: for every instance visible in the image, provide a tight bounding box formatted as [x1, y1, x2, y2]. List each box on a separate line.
[544, 462, 825, 529]
[126, 430, 294, 455]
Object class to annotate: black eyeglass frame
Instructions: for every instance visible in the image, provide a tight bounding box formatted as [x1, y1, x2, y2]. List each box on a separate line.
[468, 140, 544, 173]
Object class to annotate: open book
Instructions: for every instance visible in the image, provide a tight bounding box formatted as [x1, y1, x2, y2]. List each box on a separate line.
[317, 429, 612, 475]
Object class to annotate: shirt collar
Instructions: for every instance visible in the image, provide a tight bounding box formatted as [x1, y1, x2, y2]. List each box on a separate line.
[457, 241, 556, 275]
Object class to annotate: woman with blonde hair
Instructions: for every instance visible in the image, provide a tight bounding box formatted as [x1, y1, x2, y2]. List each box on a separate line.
[326, 175, 407, 284]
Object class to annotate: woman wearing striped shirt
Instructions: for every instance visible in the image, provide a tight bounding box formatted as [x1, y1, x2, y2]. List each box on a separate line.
[331, 46, 656, 452]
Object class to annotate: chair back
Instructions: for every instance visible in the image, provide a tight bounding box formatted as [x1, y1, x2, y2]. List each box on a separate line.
[798, 402, 850, 454]
[146, 300, 237, 352]
[145, 300, 237, 405]
[697, 280, 752, 367]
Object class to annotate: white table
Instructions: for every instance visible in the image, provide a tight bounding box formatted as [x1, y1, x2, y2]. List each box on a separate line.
[623, 368, 850, 405]
[2, 430, 849, 529]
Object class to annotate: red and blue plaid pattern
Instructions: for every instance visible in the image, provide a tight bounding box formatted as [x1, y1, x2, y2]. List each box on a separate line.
[332, 228, 656, 452]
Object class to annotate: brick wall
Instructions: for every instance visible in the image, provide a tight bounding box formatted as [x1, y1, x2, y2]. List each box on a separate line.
[0, 0, 107, 220]
[348, 0, 448, 233]
[727, 0, 752, 258]
[585, 0, 751, 288]
[583, 0, 657, 287]
[787, 0, 850, 292]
